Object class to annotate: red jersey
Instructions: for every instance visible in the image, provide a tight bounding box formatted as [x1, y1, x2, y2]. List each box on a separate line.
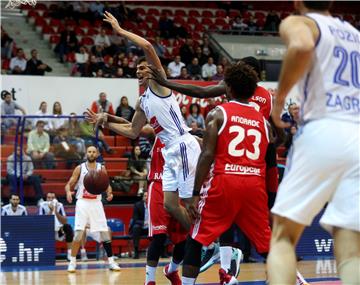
[213, 101, 269, 178]
[148, 137, 165, 182]
[248, 86, 272, 120]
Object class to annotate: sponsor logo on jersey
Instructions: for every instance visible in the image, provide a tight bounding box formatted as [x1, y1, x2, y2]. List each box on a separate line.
[150, 116, 164, 134]
[224, 164, 261, 176]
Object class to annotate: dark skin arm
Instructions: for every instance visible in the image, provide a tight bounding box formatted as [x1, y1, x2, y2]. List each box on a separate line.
[147, 65, 226, 98]
[186, 108, 223, 221]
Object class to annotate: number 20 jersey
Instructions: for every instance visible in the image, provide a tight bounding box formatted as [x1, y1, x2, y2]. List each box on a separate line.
[298, 13, 360, 124]
[213, 101, 269, 178]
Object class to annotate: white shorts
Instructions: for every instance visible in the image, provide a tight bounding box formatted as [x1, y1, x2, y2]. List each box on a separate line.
[272, 119, 360, 233]
[162, 134, 201, 199]
[74, 199, 108, 232]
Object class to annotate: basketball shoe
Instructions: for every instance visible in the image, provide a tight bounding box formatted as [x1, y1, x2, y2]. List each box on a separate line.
[67, 262, 76, 273]
[163, 264, 181, 285]
[199, 243, 220, 273]
[229, 248, 243, 278]
[219, 268, 238, 285]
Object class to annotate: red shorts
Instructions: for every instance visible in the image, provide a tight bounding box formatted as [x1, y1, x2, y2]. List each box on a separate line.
[191, 175, 271, 253]
[148, 181, 187, 244]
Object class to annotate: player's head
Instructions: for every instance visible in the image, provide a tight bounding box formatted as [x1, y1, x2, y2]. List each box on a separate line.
[86, 145, 99, 162]
[136, 57, 149, 88]
[239, 56, 260, 80]
[46, 192, 56, 201]
[10, 194, 20, 207]
[224, 62, 258, 102]
[295, 1, 333, 14]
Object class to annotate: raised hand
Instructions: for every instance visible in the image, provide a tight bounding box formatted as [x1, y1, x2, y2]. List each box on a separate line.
[103, 11, 123, 33]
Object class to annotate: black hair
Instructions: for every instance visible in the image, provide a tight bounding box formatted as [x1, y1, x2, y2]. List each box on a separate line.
[189, 103, 201, 115]
[10, 194, 20, 199]
[240, 56, 261, 79]
[303, 1, 333, 11]
[137, 56, 147, 65]
[224, 62, 258, 100]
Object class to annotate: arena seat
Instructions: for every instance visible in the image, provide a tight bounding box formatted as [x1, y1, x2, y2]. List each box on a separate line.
[215, 10, 227, 18]
[202, 10, 214, 18]
[188, 10, 201, 18]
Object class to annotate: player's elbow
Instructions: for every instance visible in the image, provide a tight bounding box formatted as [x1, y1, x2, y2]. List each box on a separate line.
[143, 41, 153, 52]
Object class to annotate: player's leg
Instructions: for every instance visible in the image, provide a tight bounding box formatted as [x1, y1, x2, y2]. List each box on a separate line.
[182, 237, 204, 285]
[62, 223, 74, 260]
[67, 229, 85, 272]
[266, 215, 304, 284]
[163, 239, 186, 284]
[146, 233, 167, 285]
[163, 191, 191, 231]
[99, 230, 120, 271]
[333, 228, 360, 283]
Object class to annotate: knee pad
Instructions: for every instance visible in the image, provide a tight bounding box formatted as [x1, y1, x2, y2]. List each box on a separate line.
[73, 230, 84, 242]
[183, 237, 202, 267]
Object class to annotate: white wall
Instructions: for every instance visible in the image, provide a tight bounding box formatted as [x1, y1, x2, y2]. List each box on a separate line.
[1, 75, 139, 115]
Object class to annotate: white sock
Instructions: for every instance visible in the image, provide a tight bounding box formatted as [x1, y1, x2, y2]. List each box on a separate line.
[108, 256, 115, 263]
[181, 276, 196, 285]
[67, 249, 71, 254]
[220, 246, 232, 272]
[167, 258, 180, 273]
[145, 265, 156, 284]
[81, 248, 86, 253]
[70, 256, 76, 263]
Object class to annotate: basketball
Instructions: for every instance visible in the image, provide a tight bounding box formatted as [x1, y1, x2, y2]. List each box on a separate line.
[84, 169, 109, 195]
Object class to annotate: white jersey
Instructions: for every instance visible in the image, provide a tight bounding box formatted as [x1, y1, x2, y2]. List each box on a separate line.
[140, 86, 191, 146]
[1, 204, 27, 216]
[297, 13, 360, 124]
[75, 162, 102, 201]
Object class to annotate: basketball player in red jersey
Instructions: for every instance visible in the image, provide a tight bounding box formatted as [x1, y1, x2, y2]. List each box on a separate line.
[180, 63, 271, 285]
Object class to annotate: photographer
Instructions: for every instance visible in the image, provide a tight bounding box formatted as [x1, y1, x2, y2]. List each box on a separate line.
[39, 192, 74, 260]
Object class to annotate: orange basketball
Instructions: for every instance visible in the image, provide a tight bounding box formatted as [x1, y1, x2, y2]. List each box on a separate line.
[84, 169, 109, 195]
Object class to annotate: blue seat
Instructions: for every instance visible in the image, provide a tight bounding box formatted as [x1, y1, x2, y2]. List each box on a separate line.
[107, 218, 126, 235]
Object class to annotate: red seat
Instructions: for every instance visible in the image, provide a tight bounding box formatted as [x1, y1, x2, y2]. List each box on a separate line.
[188, 10, 200, 18]
[36, 3, 47, 10]
[75, 27, 85, 35]
[187, 17, 200, 26]
[146, 30, 156, 38]
[255, 11, 266, 20]
[79, 19, 91, 28]
[147, 8, 160, 16]
[138, 21, 149, 30]
[80, 36, 94, 46]
[174, 10, 186, 17]
[162, 9, 173, 16]
[42, 25, 55, 34]
[134, 8, 145, 15]
[50, 18, 61, 27]
[202, 10, 214, 18]
[215, 18, 227, 26]
[194, 24, 205, 32]
[201, 18, 214, 26]
[229, 10, 240, 18]
[86, 28, 98, 36]
[66, 52, 76, 63]
[35, 17, 46, 28]
[173, 16, 185, 26]
[216, 10, 227, 18]
[145, 15, 157, 23]
[191, 32, 201, 40]
[2, 59, 10, 70]
[123, 21, 136, 30]
[160, 39, 170, 47]
[50, 35, 60, 44]
[28, 10, 39, 18]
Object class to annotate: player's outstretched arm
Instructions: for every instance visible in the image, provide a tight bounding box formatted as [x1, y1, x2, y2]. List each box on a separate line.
[105, 99, 147, 139]
[104, 11, 169, 96]
[272, 16, 317, 128]
[65, 165, 81, 203]
[147, 65, 226, 98]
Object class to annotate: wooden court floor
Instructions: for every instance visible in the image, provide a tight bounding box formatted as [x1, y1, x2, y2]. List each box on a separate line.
[1, 257, 340, 285]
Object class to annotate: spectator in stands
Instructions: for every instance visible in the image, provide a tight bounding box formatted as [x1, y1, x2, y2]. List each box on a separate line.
[39, 192, 74, 260]
[232, 16, 248, 34]
[108, 31, 127, 56]
[1, 194, 27, 216]
[180, 105, 188, 121]
[27, 120, 55, 169]
[91, 45, 106, 65]
[163, 65, 175, 79]
[66, 112, 86, 157]
[159, 12, 174, 39]
[74, 46, 89, 76]
[202, 57, 217, 80]
[25, 49, 52, 76]
[129, 192, 148, 259]
[180, 38, 195, 65]
[34, 101, 51, 131]
[189, 121, 203, 138]
[127, 52, 138, 69]
[1, 28, 14, 59]
[201, 37, 214, 59]
[212, 64, 225, 81]
[264, 10, 281, 31]
[53, 127, 82, 169]
[54, 27, 78, 63]
[94, 29, 111, 51]
[91, 92, 115, 114]
[195, 46, 207, 65]
[103, 57, 117, 78]
[89, 1, 104, 21]
[86, 54, 102, 77]
[9, 48, 27, 75]
[7, 147, 44, 205]
[219, 56, 231, 70]
[78, 113, 113, 154]
[187, 57, 202, 80]
[177, 66, 191, 80]
[186, 103, 205, 129]
[121, 57, 135, 78]
[128, 145, 148, 197]
[95, 69, 104, 77]
[114, 67, 125, 78]
[281, 103, 300, 134]
[1, 91, 26, 132]
[204, 98, 218, 118]
[168, 55, 185, 78]
[115, 96, 135, 122]
[153, 36, 166, 60]
[247, 16, 258, 34]
[50, 101, 66, 134]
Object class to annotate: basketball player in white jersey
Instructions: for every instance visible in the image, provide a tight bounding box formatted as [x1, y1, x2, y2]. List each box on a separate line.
[267, 1, 360, 284]
[65, 145, 120, 272]
[93, 12, 201, 235]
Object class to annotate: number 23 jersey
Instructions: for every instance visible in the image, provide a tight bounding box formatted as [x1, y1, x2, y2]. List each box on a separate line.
[213, 101, 269, 178]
